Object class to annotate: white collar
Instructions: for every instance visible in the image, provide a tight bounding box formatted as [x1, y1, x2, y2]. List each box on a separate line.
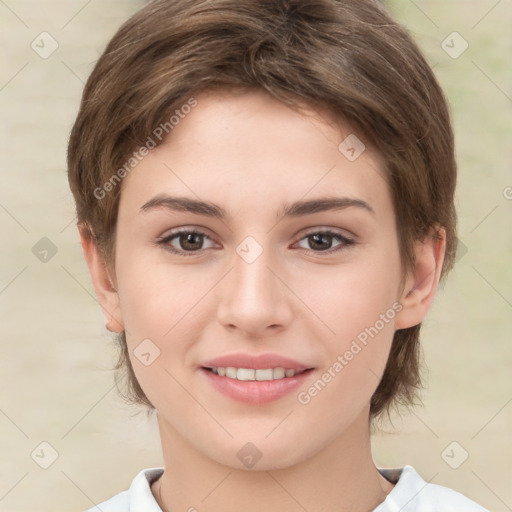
[95, 464, 487, 512]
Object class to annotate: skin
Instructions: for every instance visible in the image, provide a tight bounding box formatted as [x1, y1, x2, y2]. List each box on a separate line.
[81, 88, 445, 512]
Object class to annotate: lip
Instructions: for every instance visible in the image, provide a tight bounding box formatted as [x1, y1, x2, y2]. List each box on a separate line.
[201, 367, 314, 404]
[199, 353, 315, 405]
[201, 353, 312, 372]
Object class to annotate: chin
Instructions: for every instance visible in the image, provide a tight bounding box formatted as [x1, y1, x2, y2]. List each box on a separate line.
[202, 432, 317, 471]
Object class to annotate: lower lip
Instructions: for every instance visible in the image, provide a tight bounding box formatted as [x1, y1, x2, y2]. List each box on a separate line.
[200, 368, 314, 405]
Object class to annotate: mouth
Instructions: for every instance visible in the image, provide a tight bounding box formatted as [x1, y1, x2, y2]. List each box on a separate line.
[200, 362, 315, 404]
[201, 366, 314, 381]
[199, 353, 316, 404]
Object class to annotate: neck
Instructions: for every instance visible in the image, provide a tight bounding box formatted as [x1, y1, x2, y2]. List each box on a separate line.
[152, 408, 393, 512]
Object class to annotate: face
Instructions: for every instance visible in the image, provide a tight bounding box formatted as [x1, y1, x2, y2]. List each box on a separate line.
[106, 88, 411, 469]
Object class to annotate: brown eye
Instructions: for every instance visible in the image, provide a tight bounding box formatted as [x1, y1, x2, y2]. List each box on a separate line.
[158, 229, 215, 256]
[296, 230, 355, 254]
[175, 232, 204, 251]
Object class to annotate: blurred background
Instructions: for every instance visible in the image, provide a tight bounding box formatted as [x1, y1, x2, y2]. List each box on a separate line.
[0, 1, 511, 510]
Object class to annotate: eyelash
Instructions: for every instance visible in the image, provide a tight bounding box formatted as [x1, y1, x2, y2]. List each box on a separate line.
[156, 228, 356, 257]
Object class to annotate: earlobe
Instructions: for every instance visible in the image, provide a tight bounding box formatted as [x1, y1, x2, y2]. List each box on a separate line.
[79, 225, 124, 333]
[395, 226, 446, 330]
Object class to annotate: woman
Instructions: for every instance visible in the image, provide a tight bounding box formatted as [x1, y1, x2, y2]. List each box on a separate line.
[67, 1, 489, 510]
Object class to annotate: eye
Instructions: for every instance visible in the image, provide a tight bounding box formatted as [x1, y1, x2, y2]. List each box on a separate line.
[294, 229, 355, 254]
[157, 228, 355, 257]
[157, 229, 216, 256]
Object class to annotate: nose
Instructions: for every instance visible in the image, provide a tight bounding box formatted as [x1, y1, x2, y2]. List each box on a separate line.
[216, 243, 293, 339]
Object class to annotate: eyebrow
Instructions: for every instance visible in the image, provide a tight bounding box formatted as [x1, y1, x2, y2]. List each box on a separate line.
[140, 194, 375, 219]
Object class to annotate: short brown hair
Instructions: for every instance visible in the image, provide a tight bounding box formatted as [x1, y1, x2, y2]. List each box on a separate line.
[67, 0, 457, 419]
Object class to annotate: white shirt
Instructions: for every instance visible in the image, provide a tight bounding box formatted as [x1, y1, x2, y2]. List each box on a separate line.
[86, 465, 489, 511]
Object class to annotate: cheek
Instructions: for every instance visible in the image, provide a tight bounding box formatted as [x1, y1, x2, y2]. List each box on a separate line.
[115, 244, 201, 336]
[116, 266, 207, 411]
[298, 248, 401, 399]
[114, 249, 222, 388]
[295, 291, 397, 430]
[304, 247, 401, 343]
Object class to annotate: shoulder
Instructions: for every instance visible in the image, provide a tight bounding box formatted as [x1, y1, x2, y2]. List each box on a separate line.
[374, 465, 489, 512]
[84, 467, 164, 512]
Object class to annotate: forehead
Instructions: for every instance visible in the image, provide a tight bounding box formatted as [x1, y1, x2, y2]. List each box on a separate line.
[118, 88, 391, 219]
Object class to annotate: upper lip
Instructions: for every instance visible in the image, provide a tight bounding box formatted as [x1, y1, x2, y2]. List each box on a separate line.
[201, 353, 313, 371]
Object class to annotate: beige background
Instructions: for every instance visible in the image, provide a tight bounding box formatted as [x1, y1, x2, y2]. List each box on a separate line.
[0, 1, 511, 510]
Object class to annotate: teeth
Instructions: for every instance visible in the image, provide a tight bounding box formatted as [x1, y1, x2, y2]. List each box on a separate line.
[226, 367, 237, 379]
[209, 366, 303, 381]
[255, 368, 273, 381]
[237, 368, 255, 381]
[273, 367, 285, 379]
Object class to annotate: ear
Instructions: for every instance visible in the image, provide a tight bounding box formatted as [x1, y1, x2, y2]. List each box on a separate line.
[395, 226, 446, 330]
[79, 225, 124, 333]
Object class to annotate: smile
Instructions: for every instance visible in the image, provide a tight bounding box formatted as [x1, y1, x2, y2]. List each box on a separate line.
[201, 366, 315, 405]
[205, 366, 309, 381]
